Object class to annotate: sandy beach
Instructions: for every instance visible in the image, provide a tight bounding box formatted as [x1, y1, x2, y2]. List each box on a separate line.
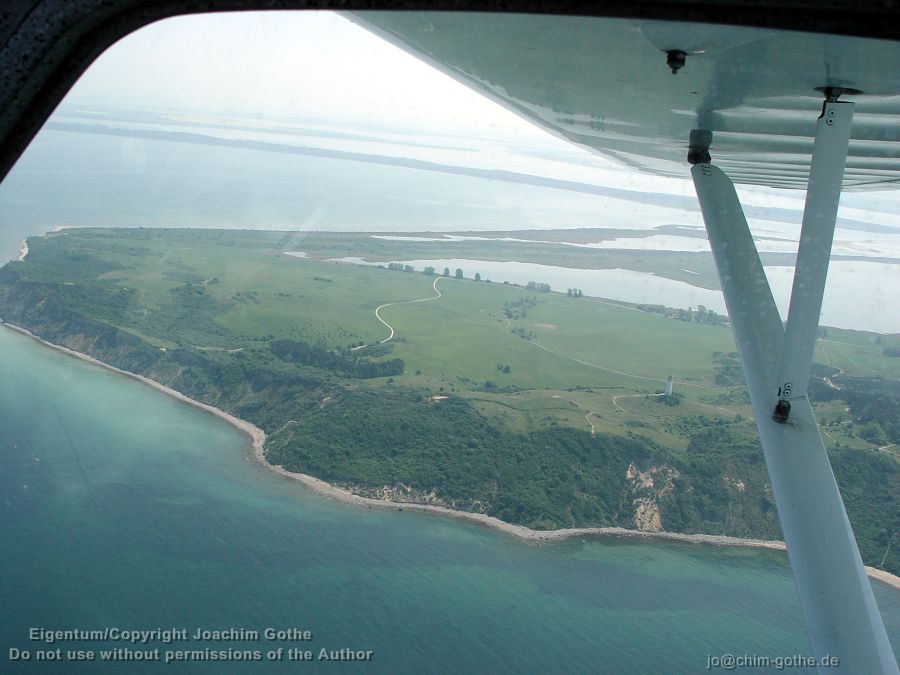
[2, 319, 898, 590]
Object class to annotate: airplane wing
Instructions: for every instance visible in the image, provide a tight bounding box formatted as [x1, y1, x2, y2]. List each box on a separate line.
[347, 12, 900, 190]
[347, 11, 900, 674]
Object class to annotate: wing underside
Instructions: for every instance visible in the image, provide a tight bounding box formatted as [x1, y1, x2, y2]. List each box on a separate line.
[348, 12, 900, 190]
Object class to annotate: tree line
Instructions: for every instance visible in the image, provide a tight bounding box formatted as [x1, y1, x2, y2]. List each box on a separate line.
[270, 339, 404, 379]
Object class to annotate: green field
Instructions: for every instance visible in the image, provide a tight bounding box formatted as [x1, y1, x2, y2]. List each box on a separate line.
[1, 227, 897, 571]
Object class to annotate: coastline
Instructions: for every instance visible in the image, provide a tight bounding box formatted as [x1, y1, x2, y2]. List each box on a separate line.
[2, 319, 898, 590]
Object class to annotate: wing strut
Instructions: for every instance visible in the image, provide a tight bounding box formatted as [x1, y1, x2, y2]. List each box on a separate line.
[691, 98, 898, 674]
[776, 99, 854, 417]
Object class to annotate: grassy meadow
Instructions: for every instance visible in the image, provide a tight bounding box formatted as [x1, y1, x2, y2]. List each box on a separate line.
[9, 226, 897, 451]
[2, 227, 897, 569]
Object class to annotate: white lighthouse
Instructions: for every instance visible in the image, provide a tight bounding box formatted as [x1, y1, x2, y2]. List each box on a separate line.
[665, 374, 674, 397]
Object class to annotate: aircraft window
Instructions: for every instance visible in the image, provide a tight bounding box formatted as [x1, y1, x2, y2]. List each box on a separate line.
[0, 10, 898, 673]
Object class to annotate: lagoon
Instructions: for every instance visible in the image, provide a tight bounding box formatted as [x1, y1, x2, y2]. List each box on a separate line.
[325, 255, 899, 333]
[330, 256, 728, 313]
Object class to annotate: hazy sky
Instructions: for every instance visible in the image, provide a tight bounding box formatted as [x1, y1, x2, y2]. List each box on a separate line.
[67, 11, 541, 136]
[62, 10, 900, 221]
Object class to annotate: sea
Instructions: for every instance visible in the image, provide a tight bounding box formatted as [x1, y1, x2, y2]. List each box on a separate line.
[1, 114, 899, 672]
[1, 325, 898, 673]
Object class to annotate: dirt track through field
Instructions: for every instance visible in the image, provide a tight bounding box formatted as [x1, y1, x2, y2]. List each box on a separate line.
[353, 276, 449, 349]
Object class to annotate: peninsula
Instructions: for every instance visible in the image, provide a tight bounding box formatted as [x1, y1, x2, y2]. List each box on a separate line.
[1, 227, 897, 577]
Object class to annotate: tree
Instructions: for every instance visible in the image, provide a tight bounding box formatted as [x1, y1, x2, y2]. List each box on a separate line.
[455, 268, 463, 279]
[423, 266, 435, 275]
[443, 267, 450, 277]
[567, 288, 573, 297]
[475, 272, 481, 281]
[859, 422, 888, 446]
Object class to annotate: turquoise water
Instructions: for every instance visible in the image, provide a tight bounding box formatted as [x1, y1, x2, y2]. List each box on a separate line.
[1, 326, 898, 673]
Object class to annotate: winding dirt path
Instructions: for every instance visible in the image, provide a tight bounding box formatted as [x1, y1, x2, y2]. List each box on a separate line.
[612, 392, 665, 412]
[584, 411, 598, 436]
[354, 276, 449, 349]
